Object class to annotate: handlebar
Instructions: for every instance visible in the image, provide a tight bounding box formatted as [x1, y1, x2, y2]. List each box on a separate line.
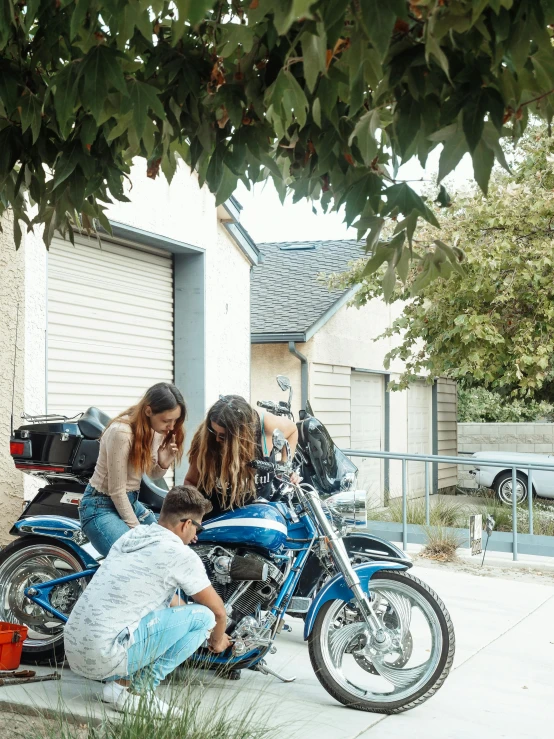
[250, 459, 274, 473]
[256, 400, 291, 417]
[249, 458, 290, 477]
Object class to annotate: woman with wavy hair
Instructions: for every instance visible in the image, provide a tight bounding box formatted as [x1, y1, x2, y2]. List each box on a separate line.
[185, 395, 298, 520]
[79, 382, 186, 556]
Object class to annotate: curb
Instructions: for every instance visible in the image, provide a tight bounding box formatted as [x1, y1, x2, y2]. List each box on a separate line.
[0, 697, 103, 727]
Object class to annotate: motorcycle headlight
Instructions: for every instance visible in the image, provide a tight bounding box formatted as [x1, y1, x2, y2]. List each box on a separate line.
[325, 489, 367, 528]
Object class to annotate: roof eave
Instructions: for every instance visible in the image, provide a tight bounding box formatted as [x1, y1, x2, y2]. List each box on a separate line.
[223, 221, 262, 266]
[251, 332, 307, 344]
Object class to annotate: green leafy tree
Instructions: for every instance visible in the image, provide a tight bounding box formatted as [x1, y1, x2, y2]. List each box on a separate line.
[1, 0, 554, 287]
[458, 386, 554, 422]
[330, 126, 554, 400]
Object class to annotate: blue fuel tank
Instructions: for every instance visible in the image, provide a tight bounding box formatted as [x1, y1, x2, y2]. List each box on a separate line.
[197, 503, 288, 553]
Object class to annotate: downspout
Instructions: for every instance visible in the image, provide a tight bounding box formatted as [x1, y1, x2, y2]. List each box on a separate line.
[288, 341, 308, 411]
[384, 374, 390, 506]
[432, 379, 438, 494]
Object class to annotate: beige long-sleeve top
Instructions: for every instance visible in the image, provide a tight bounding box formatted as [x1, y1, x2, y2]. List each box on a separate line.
[89, 422, 167, 527]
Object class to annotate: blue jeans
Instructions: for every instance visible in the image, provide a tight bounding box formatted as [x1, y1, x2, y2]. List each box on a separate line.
[111, 605, 215, 691]
[79, 484, 157, 557]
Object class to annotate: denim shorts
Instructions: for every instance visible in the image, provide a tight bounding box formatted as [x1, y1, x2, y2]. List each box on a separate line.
[79, 483, 157, 557]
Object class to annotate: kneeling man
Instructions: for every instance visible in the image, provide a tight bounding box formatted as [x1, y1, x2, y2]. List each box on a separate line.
[65, 484, 229, 715]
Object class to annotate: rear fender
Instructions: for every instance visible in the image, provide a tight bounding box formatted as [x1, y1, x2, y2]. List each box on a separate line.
[10, 516, 98, 568]
[303, 561, 407, 639]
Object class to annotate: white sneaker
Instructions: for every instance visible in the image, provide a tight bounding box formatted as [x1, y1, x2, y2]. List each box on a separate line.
[102, 682, 182, 718]
[102, 682, 139, 713]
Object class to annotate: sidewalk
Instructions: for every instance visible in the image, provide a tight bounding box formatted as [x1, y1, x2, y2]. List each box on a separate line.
[0, 564, 552, 738]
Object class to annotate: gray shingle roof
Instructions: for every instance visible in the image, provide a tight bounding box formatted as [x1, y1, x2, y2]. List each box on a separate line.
[251, 239, 365, 339]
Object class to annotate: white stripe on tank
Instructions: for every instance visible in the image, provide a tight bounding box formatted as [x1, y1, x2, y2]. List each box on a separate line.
[202, 518, 288, 535]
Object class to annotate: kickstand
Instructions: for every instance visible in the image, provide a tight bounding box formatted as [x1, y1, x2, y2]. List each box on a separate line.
[254, 660, 296, 683]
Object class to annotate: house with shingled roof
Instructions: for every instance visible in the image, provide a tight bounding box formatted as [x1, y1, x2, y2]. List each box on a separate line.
[250, 239, 457, 502]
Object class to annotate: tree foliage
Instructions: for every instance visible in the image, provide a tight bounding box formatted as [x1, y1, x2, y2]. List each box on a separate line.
[330, 126, 554, 399]
[458, 386, 554, 422]
[1, 1, 554, 284]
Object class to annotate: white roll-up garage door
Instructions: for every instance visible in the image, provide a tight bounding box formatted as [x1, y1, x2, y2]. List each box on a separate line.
[47, 235, 175, 482]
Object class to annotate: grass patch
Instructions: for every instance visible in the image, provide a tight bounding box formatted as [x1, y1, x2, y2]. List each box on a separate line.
[420, 527, 463, 562]
[13, 672, 276, 739]
[369, 495, 554, 537]
[369, 497, 461, 527]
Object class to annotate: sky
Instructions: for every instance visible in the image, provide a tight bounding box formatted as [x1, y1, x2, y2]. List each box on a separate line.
[236, 148, 475, 245]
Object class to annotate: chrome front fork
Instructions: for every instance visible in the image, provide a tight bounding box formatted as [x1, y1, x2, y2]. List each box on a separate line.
[304, 489, 383, 635]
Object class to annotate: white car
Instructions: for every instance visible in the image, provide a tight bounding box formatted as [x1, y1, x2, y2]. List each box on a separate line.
[468, 451, 554, 505]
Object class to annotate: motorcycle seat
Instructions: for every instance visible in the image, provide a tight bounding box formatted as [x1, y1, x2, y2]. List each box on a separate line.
[78, 407, 111, 440]
[140, 475, 169, 512]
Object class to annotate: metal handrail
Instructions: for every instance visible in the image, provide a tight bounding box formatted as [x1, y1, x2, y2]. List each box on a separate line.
[342, 449, 554, 471]
[341, 449, 554, 561]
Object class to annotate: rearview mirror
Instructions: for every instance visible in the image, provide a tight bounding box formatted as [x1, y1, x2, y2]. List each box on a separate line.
[276, 375, 291, 391]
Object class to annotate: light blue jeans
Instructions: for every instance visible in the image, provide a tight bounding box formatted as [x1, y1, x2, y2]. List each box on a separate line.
[79, 484, 157, 557]
[111, 605, 215, 691]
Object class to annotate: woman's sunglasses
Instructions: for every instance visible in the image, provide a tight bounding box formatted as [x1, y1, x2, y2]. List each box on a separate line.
[207, 425, 227, 443]
[180, 518, 205, 534]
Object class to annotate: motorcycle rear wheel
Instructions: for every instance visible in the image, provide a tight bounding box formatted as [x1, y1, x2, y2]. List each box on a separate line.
[308, 570, 454, 713]
[0, 536, 88, 665]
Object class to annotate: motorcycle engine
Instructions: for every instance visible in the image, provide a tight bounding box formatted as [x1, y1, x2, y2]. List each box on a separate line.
[194, 545, 284, 631]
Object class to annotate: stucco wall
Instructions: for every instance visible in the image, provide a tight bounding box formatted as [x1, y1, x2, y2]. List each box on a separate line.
[251, 342, 305, 416]
[0, 213, 27, 541]
[309, 296, 406, 373]
[204, 223, 251, 409]
[23, 224, 47, 501]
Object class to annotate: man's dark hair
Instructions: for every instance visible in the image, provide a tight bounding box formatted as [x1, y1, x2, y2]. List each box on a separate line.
[159, 484, 212, 524]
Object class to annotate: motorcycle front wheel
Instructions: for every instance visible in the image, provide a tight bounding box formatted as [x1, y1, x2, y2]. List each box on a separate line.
[0, 536, 88, 665]
[308, 570, 454, 713]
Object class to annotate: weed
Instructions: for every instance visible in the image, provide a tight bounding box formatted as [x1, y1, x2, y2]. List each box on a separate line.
[420, 527, 463, 562]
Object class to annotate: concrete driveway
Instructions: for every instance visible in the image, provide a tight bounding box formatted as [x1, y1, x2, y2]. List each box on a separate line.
[0, 563, 552, 738]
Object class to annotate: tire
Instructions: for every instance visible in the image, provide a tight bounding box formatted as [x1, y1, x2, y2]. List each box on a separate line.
[0, 536, 88, 665]
[308, 570, 455, 713]
[494, 472, 528, 505]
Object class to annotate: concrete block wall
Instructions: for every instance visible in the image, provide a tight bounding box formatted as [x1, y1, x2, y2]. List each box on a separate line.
[458, 422, 554, 488]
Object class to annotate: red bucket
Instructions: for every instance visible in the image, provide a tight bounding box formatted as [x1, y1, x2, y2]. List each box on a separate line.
[0, 623, 28, 670]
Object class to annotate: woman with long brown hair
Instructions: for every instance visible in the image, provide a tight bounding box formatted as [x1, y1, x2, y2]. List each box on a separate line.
[185, 395, 298, 519]
[79, 382, 186, 556]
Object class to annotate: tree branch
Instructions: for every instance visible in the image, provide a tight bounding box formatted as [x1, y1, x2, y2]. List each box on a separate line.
[520, 87, 554, 108]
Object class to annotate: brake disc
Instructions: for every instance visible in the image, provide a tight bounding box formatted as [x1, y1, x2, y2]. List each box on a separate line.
[7, 565, 62, 628]
[354, 631, 414, 674]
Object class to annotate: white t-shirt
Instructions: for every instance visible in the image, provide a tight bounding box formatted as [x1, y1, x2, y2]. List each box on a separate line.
[65, 523, 210, 680]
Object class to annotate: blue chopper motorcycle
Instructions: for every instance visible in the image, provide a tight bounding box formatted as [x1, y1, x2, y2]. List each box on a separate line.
[4, 378, 454, 713]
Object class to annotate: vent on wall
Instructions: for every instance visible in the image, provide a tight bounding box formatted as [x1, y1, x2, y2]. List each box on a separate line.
[279, 243, 318, 251]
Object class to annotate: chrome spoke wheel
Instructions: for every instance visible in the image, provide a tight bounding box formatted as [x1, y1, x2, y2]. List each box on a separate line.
[498, 477, 527, 505]
[318, 578, 443, 705]
[0, 543, 86, 651]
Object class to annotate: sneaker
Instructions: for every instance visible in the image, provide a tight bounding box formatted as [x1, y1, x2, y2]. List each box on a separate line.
[102, 682, 182, 718]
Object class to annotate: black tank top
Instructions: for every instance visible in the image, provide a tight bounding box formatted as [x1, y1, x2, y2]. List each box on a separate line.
[202, 415, 273, 521]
